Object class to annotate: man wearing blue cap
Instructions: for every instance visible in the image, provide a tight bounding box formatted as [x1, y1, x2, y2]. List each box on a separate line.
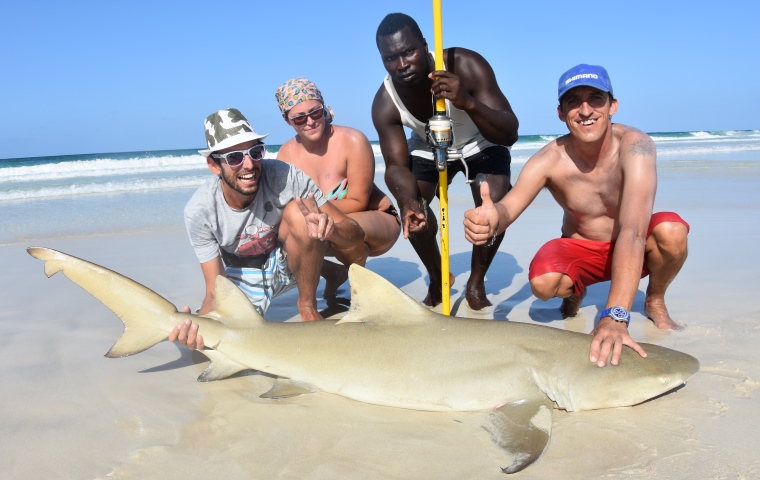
[463, 64, 690, 367]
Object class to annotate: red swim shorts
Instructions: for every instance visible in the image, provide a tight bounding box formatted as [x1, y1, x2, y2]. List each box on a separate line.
[528, 212, 690, 296]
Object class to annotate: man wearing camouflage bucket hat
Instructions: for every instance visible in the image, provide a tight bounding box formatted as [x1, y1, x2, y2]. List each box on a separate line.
[171, 108, 366, 348]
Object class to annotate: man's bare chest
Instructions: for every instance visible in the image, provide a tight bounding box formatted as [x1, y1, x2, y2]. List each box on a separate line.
[552, 169, 623, 217]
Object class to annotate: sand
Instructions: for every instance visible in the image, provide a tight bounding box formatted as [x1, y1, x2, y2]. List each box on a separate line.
[1, 159, 759, 479]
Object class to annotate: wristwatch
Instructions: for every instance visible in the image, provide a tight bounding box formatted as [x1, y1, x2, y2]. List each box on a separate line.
[600, 306, 631, 326]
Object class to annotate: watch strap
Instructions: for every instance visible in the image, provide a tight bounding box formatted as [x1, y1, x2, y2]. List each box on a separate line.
[600, 306, 631, 326]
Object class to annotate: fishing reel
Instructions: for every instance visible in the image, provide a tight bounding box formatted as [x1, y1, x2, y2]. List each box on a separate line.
[426, 114, 454, 172]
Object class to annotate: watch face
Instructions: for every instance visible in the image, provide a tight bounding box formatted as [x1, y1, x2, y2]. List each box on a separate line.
[610, 306, 628, 320]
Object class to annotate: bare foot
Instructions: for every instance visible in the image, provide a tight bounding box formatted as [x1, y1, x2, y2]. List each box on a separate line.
[422, 273, 456, 307]
[465, 279, 492, 311]
[321, 259, 349, 298]
[298, 308, 324, 322]
[298, 303, 325, 322]
[560, 288, 587, 318]
[644, 297, 684, 330]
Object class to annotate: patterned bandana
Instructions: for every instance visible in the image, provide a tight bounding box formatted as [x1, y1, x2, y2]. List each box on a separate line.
[198, 108, 268, 157]
[275, 78, 334, 122]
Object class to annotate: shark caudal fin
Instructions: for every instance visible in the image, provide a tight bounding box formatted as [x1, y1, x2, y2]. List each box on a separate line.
[337, 264, 433, 325]
[27, 247, 183, 357]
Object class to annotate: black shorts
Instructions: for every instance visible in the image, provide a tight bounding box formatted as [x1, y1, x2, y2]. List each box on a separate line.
[411, 145, 512, 185]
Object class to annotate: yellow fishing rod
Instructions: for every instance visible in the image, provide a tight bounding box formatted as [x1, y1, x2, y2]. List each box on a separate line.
[427, 0, 453, 315]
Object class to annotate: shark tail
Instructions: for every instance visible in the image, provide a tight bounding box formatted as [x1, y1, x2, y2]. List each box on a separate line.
[27, 247, 185, 358]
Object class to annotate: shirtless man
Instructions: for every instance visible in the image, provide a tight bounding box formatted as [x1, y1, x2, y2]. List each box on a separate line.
[275, 78, 400, 297]
[170, 108, 366, 350]
[464, 64, 689, 367]
[372, 13, 519, 310]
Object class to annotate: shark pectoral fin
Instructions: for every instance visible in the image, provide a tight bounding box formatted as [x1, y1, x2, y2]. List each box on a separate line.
[485, 396, 555, 474]
[259, 379, 315, 399]
[197, 349, 250, 382]
[337, 264, 433, 325]
[202, 276, 266, 327]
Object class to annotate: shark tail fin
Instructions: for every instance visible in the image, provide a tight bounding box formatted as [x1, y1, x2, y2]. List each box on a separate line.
[338, 264, 433, 325]
[27, 247, 183, 358]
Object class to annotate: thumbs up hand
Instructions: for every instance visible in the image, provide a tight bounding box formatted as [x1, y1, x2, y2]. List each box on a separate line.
[464, 180, 502, 246]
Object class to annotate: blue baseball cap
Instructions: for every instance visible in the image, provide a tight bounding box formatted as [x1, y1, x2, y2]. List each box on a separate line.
[558, 64, 613, 101]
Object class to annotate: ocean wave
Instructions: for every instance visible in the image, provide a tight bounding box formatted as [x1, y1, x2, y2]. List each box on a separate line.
[657, 143, 760, 157]
[3, 130, 758, 203]
[510, 141, 553, 152]
[0, 155, 208, 182]
[0, 176, 206, 201]
[651, 130, 760, 142]
[0, 151, 285, 183]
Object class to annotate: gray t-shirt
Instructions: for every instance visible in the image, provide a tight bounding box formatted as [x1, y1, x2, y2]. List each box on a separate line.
[184, 160, 326, 268]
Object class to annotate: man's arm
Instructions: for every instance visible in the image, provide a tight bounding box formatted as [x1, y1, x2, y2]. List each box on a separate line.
[464, 148, 553, 244]
[169, 256, 223, 350]
[295, 193, 364, 247]
[431, 48, 519, 146]
[198, 257, 224, 315]
[589, 131, 657, 367]
[294, 193, 368, 273]
[371, 87, 426, 238]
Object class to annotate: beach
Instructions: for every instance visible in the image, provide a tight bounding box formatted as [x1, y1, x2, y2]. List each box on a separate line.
[2, 135, 760, 478]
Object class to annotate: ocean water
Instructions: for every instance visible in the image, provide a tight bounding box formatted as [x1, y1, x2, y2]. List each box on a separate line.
[2, 130, 759, 245]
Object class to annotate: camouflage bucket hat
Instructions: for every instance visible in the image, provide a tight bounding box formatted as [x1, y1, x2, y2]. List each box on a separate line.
[199, 108, 269, 157]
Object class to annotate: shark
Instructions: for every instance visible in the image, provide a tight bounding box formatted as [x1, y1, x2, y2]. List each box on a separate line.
[27, 246, 699, 474]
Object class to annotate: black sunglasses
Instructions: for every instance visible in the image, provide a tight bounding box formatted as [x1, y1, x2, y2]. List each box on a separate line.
[211, 144, 266, 167]
[288, 107, 326, 126]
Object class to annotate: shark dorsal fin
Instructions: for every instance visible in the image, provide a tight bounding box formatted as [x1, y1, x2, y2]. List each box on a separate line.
[337, 264, 435, 325]
[201, 275, 266, 327]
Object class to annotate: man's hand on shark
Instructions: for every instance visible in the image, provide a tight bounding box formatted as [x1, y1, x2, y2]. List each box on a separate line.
[169, 318, 205, 350]
[589, 318, 647, 367]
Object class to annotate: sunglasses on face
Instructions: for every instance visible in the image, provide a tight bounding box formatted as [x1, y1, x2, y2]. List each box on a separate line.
[211, 144, 266, 167]
[561, 92, 609, 110]
[288, 107, 326, 126]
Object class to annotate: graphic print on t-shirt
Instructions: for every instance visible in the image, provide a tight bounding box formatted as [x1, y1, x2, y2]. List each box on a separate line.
[238, 224, 277, 257]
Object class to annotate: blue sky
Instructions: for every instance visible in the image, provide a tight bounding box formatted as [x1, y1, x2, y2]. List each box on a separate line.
[1, 0, 757, 159]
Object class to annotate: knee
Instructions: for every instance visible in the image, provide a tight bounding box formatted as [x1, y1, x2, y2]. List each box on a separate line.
[281, 201, 301, 230]
[333, 239, 369, 264]
[280, 201, 311, 246]
[651, 222, 689, 260]
[530, 274, 559, 301]
[472, 173, 510, 202]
